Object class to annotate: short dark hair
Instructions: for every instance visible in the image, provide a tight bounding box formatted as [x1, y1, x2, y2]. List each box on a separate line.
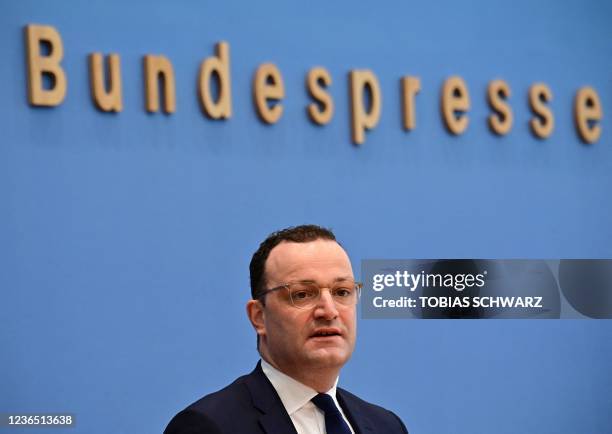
[249, 224, 337, 300]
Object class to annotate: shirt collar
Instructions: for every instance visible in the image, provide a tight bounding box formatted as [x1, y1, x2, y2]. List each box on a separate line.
[260, 358, 340, 415]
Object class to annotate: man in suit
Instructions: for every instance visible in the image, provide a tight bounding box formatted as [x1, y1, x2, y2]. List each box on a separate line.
[165, 225, 408, 434]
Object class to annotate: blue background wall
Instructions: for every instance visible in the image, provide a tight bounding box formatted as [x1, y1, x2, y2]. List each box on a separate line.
[2, 0, 611, 433]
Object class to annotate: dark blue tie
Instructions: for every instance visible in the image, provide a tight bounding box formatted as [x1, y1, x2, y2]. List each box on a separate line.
[311, 393, 352, 434]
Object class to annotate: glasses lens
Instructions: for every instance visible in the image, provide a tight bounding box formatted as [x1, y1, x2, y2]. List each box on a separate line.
[288, 281, 359, 308]
[289, 283, 319, 308]
[331, 281, 358, 305]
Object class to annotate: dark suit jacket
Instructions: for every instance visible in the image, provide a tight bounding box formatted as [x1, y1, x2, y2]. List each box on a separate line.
[164, 362, 408, 434]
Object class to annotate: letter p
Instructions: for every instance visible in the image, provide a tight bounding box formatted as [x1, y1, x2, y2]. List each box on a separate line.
[349, 70, 381, 145]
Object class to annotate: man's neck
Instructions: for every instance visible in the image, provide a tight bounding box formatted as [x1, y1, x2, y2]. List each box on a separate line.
[261, 356, 340, 393]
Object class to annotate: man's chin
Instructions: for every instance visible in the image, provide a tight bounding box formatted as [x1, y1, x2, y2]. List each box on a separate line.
[306, 347, 352, 367]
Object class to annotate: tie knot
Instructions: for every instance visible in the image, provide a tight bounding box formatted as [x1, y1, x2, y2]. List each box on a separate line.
[311, 393, 339, 414]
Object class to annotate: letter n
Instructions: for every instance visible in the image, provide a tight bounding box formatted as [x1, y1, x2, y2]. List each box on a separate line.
[144, 55, 176, 113]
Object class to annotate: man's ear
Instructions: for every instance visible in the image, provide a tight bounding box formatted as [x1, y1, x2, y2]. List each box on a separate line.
[246, 299, 266, 338]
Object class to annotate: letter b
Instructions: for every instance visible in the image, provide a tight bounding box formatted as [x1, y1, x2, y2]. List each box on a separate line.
[25, 24, 67, 106]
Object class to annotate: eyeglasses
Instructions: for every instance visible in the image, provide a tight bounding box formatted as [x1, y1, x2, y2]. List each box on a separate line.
[258, 279, 362, 309]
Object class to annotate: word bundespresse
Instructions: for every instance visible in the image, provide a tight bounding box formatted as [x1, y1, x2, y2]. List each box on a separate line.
[372, 270, 487, 292]
[23, 24, 604, 145]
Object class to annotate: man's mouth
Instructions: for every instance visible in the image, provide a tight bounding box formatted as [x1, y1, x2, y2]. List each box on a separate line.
[310, 328, 342, 338]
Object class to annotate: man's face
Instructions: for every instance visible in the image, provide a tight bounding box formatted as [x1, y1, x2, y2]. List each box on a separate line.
[257, 239, 357, 375]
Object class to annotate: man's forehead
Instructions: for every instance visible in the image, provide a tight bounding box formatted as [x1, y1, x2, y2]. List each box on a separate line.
[265, 239, 352, 281]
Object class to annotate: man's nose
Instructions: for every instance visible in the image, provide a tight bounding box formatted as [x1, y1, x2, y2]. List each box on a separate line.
[314, 289, 339, 319]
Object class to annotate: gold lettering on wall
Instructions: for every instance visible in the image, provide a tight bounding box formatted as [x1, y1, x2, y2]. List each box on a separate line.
[441, 76, 470, 135]
[529, 83, 553, 138]
[144, 55, 176, 113]
[401, 76, 421, 131]
[306, 67, 334, 125]
[199, 41, 232, 119]
[349, 70, 381, 145]
[24, 24, 67, 106]
[487, 79, 512, 135]
[89, 53, 123, 112]
[253, 63, 284, 124]
[20, 23, 604, 146]
[574, 87, 602, 144]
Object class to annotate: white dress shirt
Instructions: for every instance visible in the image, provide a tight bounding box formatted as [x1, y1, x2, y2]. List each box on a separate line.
[260, 359, 356, 434]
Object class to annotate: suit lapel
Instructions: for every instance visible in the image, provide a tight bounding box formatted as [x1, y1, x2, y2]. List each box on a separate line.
[337, 388, 374, 434]
[244, 362, 298, 434]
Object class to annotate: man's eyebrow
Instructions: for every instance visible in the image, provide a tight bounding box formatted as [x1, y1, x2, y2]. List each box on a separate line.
[292, 276, 354, 284]
[334, 276, 355, 282]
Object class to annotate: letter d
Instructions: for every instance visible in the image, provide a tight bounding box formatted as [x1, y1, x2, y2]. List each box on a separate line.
[199, 41, 232, 119]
